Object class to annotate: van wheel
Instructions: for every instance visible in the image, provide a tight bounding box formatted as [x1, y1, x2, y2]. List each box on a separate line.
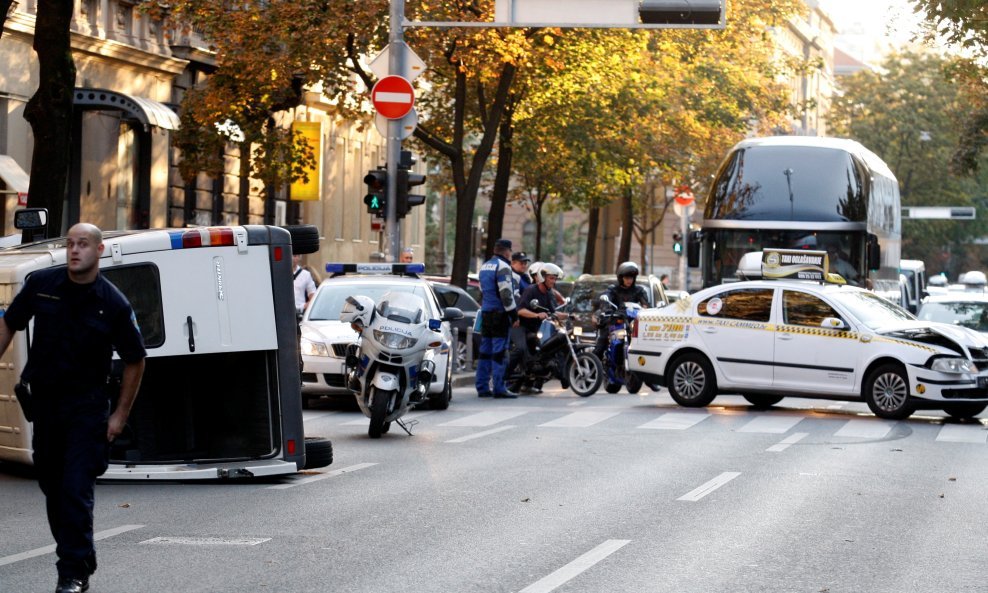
[302, 437, 333, 469]
[282, 224, 320, 255]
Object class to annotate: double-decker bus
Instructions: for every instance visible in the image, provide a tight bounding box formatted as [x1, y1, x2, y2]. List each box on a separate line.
[689, 136, 901, 294]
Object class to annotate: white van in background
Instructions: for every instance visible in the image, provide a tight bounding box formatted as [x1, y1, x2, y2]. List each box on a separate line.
[0, 210, 331, 479]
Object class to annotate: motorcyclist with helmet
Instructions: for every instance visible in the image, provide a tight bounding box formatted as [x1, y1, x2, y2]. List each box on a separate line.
[594, 261, 649, 360]
[509, 263, 567, 392]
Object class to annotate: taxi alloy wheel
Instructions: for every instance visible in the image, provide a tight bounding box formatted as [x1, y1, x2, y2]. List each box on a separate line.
[668, 353, 717, 407]
[864, 363, 914, 420]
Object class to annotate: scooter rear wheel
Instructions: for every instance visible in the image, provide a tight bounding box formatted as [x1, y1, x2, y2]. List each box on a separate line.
[369, 387, 395, 438]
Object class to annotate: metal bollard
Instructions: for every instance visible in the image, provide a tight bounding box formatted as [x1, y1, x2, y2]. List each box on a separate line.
[452, 327, 462, 372]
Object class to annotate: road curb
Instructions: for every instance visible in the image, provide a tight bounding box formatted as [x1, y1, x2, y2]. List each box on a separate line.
[452, 372, 475, 389]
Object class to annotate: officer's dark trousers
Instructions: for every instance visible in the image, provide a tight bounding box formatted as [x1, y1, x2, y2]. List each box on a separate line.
[32, 389, 110, 580]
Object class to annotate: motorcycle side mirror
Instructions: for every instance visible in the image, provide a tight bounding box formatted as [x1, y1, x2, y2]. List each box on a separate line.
[599, 294, 612, 304]
[529, 299, 541, 310]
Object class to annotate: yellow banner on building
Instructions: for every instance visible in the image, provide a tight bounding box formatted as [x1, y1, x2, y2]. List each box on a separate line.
[291, 121, 321, 201]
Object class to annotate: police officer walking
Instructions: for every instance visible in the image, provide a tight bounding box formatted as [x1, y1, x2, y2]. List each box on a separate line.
[0, 223, 147, 593]
[476, 238, 519, 398]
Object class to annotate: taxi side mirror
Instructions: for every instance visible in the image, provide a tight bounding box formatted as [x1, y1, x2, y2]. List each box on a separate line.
[820, 317, 847, 330]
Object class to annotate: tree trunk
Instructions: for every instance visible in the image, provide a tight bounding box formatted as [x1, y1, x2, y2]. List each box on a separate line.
[24, 0, 76, 231]
[617, 189, 634, 266]
[533, 198, 544, 261]
[583, 207, 599, 274]
[485, 95, 515, 258]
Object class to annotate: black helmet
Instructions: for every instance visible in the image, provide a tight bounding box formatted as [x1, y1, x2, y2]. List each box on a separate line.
[616, 261, 639, 282]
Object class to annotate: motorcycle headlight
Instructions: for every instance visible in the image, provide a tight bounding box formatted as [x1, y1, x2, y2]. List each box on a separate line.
[572, 326, 583, 337]
[373, 330, 418, 349]
[300, 337, 331, 357]
[930, 357, 978, 374]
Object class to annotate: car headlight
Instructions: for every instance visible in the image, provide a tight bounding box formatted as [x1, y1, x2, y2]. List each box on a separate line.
[300, 337, 331, 357]
[373, 330, 418, 349]
[930, 357, 979, 374]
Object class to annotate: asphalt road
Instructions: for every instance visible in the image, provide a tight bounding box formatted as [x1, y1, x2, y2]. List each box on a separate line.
[1, 386, 986, 593]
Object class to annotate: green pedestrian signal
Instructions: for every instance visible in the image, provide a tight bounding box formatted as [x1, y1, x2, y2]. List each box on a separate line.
[672, 232, 683, 255]
[363, 169, 387, 217]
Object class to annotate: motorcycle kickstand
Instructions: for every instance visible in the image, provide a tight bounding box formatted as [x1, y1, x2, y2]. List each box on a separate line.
[396, 417, 418, 436]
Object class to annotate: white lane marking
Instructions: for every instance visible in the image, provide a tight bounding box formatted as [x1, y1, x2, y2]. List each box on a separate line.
[517, 539, 630, 593]
[445, 425, 516, 443]
[834, 419, 894, 439]
[737, 415, 804, 434]
[936, 424, 988, 444]
[766, 432, 809, 452]
[567, 401, 588, 407]
[637, 411, 710, 430]
[539, 411, 620, 428]
[0, 524, 144, 567]
[440, 410, 530, 427]
[140, 536, 270, 546]
[266, 463, 377, 490]
[677, 472, 741, 502]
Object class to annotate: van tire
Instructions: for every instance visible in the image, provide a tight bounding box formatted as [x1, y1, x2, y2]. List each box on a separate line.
[283, 224, 320, 255]
[302, 437, 333, 469]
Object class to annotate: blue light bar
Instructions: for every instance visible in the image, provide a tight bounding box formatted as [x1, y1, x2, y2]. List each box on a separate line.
[325, 262, 426, 275]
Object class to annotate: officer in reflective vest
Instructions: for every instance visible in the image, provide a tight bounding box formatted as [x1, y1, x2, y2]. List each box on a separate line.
[475, 238, 519, 398]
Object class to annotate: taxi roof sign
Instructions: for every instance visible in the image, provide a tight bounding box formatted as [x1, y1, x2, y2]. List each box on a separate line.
[736, 249, 845, 284]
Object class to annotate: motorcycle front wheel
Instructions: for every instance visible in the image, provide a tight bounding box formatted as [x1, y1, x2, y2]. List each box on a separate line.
[369, 387, 396, 438]
[567, 352, 604, 397]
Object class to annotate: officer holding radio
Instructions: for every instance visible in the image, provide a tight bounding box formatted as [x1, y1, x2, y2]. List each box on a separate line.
[0, 223, 146, 593]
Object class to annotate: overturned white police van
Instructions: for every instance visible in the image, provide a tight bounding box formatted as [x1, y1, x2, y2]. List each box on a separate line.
[0, 209, 331, 479]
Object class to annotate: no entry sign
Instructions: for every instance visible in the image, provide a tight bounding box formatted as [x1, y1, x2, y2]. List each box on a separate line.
[371, 76, 415, 120]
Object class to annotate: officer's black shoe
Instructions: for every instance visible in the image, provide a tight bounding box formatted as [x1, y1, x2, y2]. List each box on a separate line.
[55, 577, 89, 593]
[494, 390, 519, 399]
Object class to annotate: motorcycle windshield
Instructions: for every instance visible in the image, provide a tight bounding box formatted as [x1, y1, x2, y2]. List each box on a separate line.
[375, 292, 426, 325]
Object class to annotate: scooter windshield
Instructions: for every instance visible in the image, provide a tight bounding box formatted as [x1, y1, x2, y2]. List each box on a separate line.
[375, 291, 426, 325]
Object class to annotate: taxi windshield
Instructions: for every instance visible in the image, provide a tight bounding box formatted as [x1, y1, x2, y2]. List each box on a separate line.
[829, 290, 914, 328]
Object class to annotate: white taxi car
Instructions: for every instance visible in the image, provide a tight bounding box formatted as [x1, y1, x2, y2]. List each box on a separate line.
[629, 250, 988, 420]
[300, 263, 456, 410]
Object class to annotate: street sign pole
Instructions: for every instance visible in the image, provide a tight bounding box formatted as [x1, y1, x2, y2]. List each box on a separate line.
[385, 0, 406, 262]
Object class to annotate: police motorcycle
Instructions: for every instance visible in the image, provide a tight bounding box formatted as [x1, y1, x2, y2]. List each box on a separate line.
[340, 292, 463, 438]
[508, 300, 604, 397]
[597, 294, 644, 393]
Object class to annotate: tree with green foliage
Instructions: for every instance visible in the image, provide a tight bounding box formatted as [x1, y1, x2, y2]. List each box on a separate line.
[830, 49, 988, 276]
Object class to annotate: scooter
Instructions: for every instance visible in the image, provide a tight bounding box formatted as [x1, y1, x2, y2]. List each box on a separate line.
[597, 294, 644, 393]
[340, 292, 462, 438]
[508, 300, 604, 397]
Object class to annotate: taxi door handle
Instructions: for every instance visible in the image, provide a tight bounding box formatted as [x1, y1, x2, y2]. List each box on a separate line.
[701, 327, 717, 333]
[777, 333, 794, 341]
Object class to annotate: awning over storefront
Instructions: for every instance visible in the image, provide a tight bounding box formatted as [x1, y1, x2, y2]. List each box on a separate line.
[73, 88, 181, 131]
[0, 155, 29, 195]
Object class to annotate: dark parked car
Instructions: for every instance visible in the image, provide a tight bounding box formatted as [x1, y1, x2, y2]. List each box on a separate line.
[430, 281, 481, 368]
[560, 273, 670, 339]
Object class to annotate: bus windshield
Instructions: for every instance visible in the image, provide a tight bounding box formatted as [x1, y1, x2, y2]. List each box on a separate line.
[704, 229, 865, 287]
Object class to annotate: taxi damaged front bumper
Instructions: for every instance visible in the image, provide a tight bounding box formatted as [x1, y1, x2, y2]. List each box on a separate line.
[909, 367, 988, 401]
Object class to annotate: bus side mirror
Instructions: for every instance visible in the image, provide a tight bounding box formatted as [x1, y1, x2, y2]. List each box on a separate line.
[687, 231, 701, 268]
[867, 235, 880, 271]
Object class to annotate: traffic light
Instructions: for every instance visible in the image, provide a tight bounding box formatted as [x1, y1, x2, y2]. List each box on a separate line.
[396, 168, 427, 218]
[363, 169, 387, 217]
[639, 0, 722, 25]
[672, 232, 683, 255]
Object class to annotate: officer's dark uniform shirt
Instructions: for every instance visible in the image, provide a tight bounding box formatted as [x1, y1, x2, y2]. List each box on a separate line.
[4, 267, 146, 391]
[519, 284, 555, 333]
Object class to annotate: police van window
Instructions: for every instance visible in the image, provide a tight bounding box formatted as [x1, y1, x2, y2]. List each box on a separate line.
[783, 290, 843, 328]
[698, 288, 773, 322]
[102, 264, 165, 348]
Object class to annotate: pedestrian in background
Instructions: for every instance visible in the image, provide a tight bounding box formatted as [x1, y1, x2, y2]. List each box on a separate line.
[400, 247, 415, 263]
[0, 223, 147, 593]
[476, 238, 519, 399]
[293, 253, 317, 316]
[660, 273, 670, 290]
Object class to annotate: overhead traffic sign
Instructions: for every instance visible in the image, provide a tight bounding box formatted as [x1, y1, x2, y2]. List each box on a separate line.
[368, 43, 428, 82]
[371, 76, 414, 120]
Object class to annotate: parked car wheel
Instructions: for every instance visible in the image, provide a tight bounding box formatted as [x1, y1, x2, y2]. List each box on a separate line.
[942, 402, 987, 420]
[743, 394, 784, 408]
[667, 352, 717, 407]
[863, 363, 914, 420]
[427, 357, 453, 410]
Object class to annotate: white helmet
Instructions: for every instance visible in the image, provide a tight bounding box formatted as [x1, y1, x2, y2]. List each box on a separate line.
[527, 261, 544, 283]
[340, 295, 375, 327]
[537, 262, 563, 283]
